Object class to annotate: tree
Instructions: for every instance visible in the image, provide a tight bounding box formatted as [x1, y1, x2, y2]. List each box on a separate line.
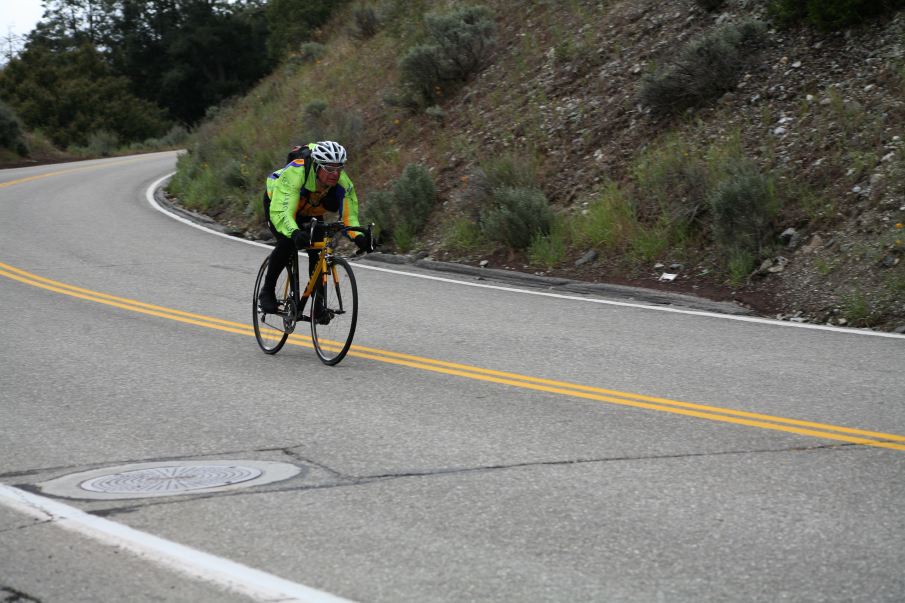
[157, 0, 270, 123]
[30, 0, 119, 50]
[0, 40, 170, 147]
[264, 0, 337, 60]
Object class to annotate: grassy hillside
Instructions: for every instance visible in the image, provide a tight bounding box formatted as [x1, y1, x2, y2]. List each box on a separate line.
[168, 0, 905, 331]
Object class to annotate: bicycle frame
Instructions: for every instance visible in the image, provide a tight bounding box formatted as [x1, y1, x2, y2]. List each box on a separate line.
[296, 240, 332, 320]
[285, 221, 367, 322]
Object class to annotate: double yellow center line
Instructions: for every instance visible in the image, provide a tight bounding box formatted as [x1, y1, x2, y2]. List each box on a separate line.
[0, 157, 145, 189]
[3, 260, 904, 452]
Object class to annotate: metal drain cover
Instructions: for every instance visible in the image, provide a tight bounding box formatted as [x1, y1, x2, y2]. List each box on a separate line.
[39, 460, 302, 500]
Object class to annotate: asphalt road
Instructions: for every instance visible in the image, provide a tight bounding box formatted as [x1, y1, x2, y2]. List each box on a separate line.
[1, 153, 904, 602]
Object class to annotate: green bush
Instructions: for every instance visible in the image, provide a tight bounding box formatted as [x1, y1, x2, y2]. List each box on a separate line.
[629, 221, 671, 262]
[443, 217, 484, 253]
[639, 20, 766, 115]
[305, 100, 328, 119]
[528, 222, 567, 269]
[631, 136, 712, 229]
[425, 105, 446, 122]
[0, 100, 28, 155]
[155, 125, 189, 148]
[709, 162, 778, 255]
[769, 0, 905, 30]
[362, 164, 436, 245]
[297, 42, 326, 63]
[71, 130, 120, 157]
[482, 153, 539, 190]
[399, 5, 496, 105]
[425, 6, 496, 81]
[222, 158, 248, 189]
[841, 290, 882, 327]
[362, 190, 397, 236]
[399, 45, 446, 105]
[134, 125, 189, 152]
[461, 153, 540, 206]
[392, 221, 417, 253]
[726, 247, 757, 286]
[481, 186, 553, 250]
[352, 5, 380, 39]
[572, 185, 637, 250]
[393, 163, 437, 232]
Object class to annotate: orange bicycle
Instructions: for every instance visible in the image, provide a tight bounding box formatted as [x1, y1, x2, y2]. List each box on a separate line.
[253, 220, 371, 365]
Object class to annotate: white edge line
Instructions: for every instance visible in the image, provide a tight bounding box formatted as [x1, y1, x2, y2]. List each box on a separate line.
[0, 484, 354, 603]
[146, 172, 905, 340]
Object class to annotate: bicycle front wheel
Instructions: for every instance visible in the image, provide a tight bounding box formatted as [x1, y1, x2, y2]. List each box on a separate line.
[253, 256, 291, 354]
[310, 256, 358, 365]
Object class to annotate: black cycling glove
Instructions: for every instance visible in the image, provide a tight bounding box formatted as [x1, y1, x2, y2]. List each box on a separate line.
[291, 229, 310, 250]
[353, 235, 373, 254]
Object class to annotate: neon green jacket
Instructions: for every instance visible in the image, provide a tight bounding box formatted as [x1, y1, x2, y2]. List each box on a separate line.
[265, 146, 361, 238]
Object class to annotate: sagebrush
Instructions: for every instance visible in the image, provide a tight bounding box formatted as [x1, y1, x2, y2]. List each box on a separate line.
[481, 186, 553, 250]
[399, 5, 496, 106]
[709, 162, 778, 256]
[639, 20, 766, 115]
[363, 164, 437, 245]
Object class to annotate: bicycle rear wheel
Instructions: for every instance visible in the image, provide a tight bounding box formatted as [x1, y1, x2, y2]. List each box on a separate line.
[310, 256, 358, 365]
[253, 256, 292, 354]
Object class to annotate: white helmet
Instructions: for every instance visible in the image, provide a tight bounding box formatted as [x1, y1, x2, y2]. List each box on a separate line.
[311, 140, 347, 166]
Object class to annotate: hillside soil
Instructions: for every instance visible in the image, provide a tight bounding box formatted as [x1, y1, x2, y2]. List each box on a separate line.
[381, 1, 905, 332]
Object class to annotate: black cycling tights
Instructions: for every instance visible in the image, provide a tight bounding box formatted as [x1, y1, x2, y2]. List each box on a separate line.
[263, 232, 318, 292]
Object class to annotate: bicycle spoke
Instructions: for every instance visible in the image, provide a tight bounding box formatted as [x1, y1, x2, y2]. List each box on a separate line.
[311, 257, 357, 365]
[253, 256, 291, 354]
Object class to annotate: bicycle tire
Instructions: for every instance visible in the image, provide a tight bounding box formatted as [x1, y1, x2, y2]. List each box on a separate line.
[310, 256, 358, 365]
[253, 256, 291, 354]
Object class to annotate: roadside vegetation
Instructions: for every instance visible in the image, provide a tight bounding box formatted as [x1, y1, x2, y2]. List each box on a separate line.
[8, 0, 902, 329]
[162, 0, 905, 329]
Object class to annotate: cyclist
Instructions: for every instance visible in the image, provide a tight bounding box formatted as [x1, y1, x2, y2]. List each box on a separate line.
[258, 140, 373, 313]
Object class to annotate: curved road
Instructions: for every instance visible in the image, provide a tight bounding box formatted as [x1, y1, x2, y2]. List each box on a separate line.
[1, 153, 903, 602]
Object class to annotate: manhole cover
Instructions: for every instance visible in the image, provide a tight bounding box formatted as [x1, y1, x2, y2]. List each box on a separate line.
[39, 460, 302, 500]
[80, 465, 263, 494]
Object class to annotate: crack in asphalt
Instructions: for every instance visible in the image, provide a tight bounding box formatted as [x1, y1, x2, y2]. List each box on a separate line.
[345, 441, 856, 481]
[279, 447, 352, 480]
[0, 519, 53, 536]
[80, 441, 856, 518]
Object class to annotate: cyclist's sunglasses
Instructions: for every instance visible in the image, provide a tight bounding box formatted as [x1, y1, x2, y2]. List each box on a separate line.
[319, 163, 343, 174]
